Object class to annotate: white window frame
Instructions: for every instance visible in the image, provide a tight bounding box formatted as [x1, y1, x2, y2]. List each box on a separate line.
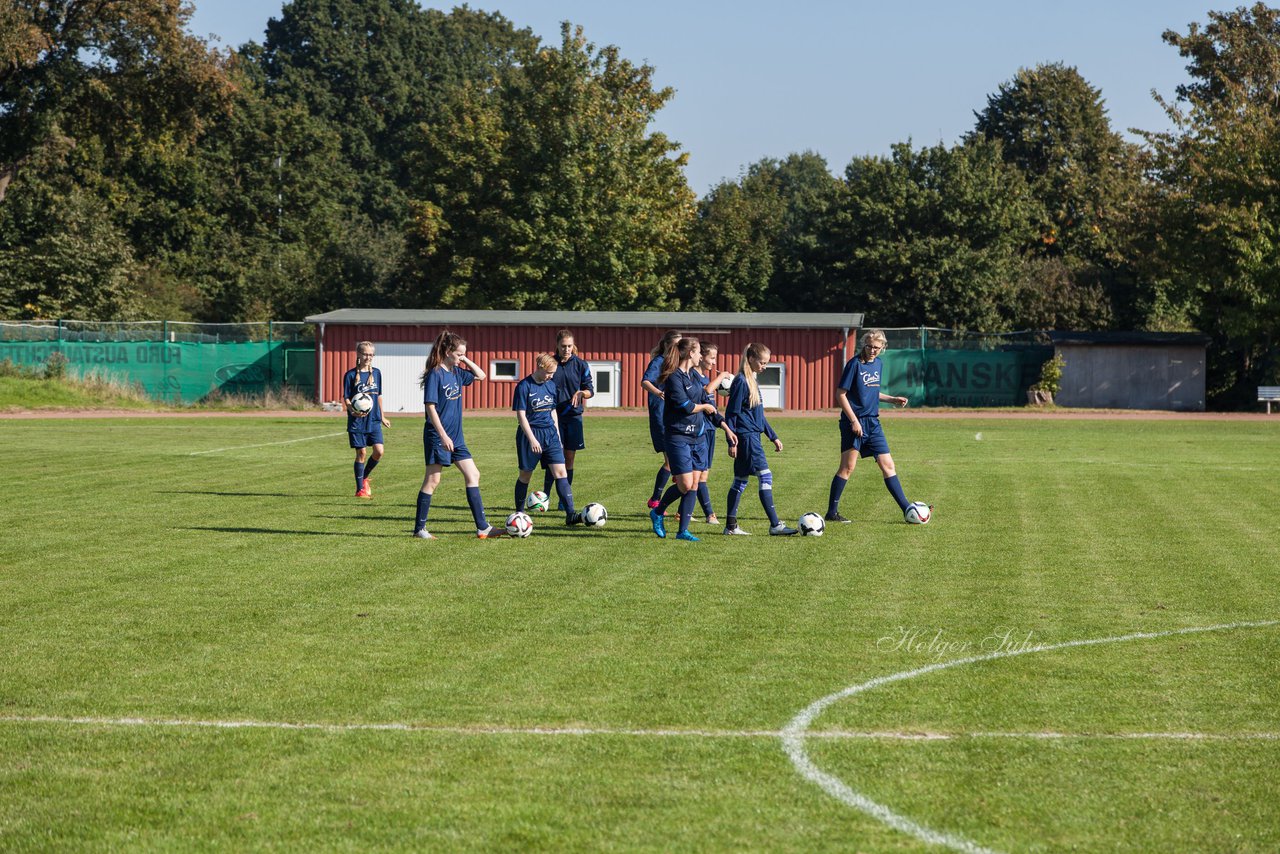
[489, 359, 520, 382]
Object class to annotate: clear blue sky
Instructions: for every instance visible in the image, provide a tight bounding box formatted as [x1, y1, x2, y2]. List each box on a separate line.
[188, 1, 1213, 196]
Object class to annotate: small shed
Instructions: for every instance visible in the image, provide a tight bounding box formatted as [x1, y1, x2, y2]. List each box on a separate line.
[304, 309, 865, 414]
[1050, 331, 1210, 411]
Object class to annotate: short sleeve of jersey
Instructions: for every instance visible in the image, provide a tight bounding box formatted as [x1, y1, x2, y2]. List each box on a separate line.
[423, 368, 441, 407]
[643, 356, 663, 385]
[838, 357, 858, 391]
[371, 368, 383, 395]
[512, 377, 530, 411]
[457, 367, 476, 388]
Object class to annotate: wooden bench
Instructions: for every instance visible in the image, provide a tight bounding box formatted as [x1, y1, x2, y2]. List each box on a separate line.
[1261, 386, 1280, 414]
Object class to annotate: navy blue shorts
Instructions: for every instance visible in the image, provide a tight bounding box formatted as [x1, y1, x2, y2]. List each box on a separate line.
[665, 435, 707, 476]
[558, 415, 585, 451]
[516, 426, 566, 471]
[732, 434, 769, 478]
[649, 411, 665, 453]
[424, 427, 472, 467]
[348, 426, 383, 449]
[840, 416, 890, 458]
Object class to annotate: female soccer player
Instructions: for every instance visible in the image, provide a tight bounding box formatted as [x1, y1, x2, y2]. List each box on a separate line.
[412, 330, 503, 539]
[692, 342, 734, 525]
[826, 328, 915, 523]
[648, 338, 736, 542]
[722, 343, 797, 536]
[641, 330, 682, 510]
[516, 353, 580, 525]
[543, 330, 594, 508]
[343, 341, 390, 498]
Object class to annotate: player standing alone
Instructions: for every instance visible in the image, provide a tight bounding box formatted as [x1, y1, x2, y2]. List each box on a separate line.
[344, 341, 390, 498]
[543, 330, 594, 509]
[826, 329, 916, 523]
[412, 330, 503, 539]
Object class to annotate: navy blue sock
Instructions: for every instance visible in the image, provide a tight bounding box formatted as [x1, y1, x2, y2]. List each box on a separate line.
[884, 475, 909, 511]
[678, 490, 697, 534]
[555, 477, 576, 517]
[465, 486, 489, 531]
[726, 478, 747, 519]
[567, 468, 575, 486]
[651, 466, 671, 503]
[515, 479, 529, 511]
[414, 492, 432, 531]
[543, 469, 553, 495]
[658, 484, 683, 513]
[759, 475, 781, 527]
[696, 482, 713, 516]
[828, 475, 848, 516]
[354, 460, 366, 489]
[363, 456, 380, 480]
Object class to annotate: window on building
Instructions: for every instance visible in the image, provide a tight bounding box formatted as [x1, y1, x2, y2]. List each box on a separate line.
[490, 360, 519, 381]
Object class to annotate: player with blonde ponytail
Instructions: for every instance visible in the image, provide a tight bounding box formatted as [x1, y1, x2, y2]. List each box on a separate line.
[721, 343, 797, 536]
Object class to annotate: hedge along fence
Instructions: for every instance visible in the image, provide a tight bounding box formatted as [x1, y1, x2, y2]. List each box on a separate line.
[878, 327, 1054, 407]
[0, 321, 316, 403]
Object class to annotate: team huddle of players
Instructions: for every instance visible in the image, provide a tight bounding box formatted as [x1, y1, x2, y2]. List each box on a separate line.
[343, 328, 920, 540]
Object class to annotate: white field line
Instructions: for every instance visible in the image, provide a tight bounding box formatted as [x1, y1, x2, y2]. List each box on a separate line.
[1, 715, 1278, 743]
[187, 432, 345, 456]
[781, 618, 1280, 854]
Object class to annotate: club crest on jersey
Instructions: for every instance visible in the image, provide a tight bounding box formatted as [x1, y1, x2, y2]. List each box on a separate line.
[443, 382, 462, 400]
[529, 392, 555, 410]
[861, 369, 881, 388]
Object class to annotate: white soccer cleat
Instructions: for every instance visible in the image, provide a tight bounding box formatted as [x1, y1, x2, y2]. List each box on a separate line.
[723, 525, 752, 536]
[412, 529, 435, 540]
[769, 523, 798, 536]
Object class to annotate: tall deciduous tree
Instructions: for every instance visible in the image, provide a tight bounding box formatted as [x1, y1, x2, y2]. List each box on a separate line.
[1145, 2, 1280, 405]
[679, 152, 839, 311]
[404, 24, 694, 310]
[0, 0, 231, 203]
[818, 140, 1039, 331]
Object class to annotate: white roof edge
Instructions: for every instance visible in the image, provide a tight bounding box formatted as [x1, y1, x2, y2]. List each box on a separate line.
[303, 309, 865, 328]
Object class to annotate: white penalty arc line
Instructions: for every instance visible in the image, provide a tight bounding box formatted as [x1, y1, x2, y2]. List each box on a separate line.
[2, 716, 1278, 743]
[781, 618, 1280, 854]
[188, 432, 346, 456]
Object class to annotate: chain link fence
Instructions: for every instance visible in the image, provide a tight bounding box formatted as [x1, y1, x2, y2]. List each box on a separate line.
[0, 320, 313, 344]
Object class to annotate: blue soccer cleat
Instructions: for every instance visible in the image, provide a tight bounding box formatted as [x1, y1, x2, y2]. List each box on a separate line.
[675, 530, 700, 542]
[649, 508, 666, 538]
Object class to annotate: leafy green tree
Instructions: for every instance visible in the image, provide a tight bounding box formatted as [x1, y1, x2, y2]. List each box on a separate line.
[0, 0, 232, 204]
[403, 24, 695, 310]
[678, 152, 840, 311]
[257, 1, 536, 223]
[1145, 2, 1280, 405]
[817, 140, 1039, 331]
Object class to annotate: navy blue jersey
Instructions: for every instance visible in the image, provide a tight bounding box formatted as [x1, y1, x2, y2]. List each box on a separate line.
[343, 367, 383, 428]
[512, 374, 558, 430]
[690, 368, 724, 429]
[838, 355, 883, 420]
[662, 368, 706, 438]
[553, 354, 594, 418]
[724, 374, 778, 441]
[643, 354, 665, 418]
[423, 365, 475, 439]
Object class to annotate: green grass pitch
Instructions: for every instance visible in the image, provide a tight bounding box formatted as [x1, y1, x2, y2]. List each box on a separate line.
[2, 413, 1278, 851]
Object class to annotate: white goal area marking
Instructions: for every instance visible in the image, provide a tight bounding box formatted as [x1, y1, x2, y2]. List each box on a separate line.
[187, 432, 346, 455]
[781, 618, 1280, 854]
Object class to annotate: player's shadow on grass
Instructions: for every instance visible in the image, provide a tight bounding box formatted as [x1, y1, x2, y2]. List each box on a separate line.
[185, 526, 401, 538]
[161, 490, 324, 498]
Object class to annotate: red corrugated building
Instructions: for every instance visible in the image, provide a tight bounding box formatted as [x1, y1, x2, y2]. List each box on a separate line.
[304, 310, 865, 414]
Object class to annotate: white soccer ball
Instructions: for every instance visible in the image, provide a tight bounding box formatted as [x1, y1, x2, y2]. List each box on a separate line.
[505, 511, 534, 538]
[904, 502, 932, 525]
[581, 502, 608, 528]
[718, 375, 734, 394]
[798, 512, 825, 536]
[350, 393, 373, 415]
[525, 490, 550, 513]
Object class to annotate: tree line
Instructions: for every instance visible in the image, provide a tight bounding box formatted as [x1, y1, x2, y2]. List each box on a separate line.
[2, 1, 1278, 405]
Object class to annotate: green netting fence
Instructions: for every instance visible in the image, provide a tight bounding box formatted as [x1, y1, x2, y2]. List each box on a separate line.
[878, 327, 1054, 407]
[0, 321, 316, 403]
